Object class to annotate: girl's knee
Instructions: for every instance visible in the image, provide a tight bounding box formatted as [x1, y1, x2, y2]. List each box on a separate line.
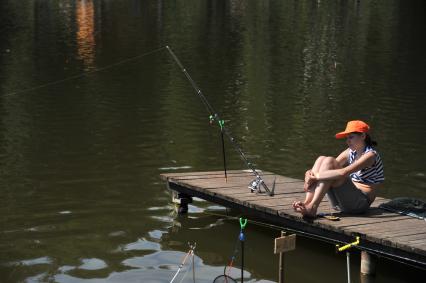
[323, 156, 336, 163]
[316, 156, 326, 162]
[319, 156, 338, 169]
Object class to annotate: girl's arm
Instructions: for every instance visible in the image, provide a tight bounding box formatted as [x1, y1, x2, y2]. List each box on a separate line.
[335, 148, 350, 168]
[314, 151, 376, 181]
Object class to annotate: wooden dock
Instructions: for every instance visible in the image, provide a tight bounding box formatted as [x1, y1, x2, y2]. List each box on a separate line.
[161, 170, 426, 269]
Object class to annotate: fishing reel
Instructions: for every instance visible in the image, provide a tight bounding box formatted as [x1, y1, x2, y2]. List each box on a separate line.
[248, 177, 263, 193]
[248, 176, 276, 196]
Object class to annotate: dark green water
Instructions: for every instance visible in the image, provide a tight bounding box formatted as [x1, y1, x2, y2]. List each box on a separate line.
[0, 0, 425, 282]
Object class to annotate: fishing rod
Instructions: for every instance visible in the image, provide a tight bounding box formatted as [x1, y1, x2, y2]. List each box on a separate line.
[170, 242, 196, 283]
[6, 43, 273, 195]
[4, 43, 273, 195]
[165, 46, 275, 196]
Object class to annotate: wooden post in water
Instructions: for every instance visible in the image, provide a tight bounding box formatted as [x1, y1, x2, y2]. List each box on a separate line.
[360, 251, 377, 276]
[278, 231, 285, 283]
[171, 191, 192, 214]
[360, 252, 376, 283]
[360, 273, 375, 283]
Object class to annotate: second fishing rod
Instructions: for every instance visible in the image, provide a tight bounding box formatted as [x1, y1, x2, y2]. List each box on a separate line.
[165, 46, 274, 196]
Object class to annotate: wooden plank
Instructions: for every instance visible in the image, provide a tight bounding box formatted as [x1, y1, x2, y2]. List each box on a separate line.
[381, 230, 426, 239]
[344, 217, 423, 232]
[409, 241, 426, 248]
[366, 226, 426, 239]
[161, 169, 259, 178]
[388, 233, 426, 242]
[171, 173, 270, 182]
[161, 170, 277, 181]
[332, 216, 410, 229]
[165, 175, 300, 189]
[169, 177, 301, 191]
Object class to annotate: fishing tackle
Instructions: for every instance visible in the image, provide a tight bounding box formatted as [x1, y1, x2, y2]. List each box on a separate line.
[170, 242, 197, 283]
[166, 46, 274, 196]
[213, 218, 248, 283]
[239, 218, 247, 283]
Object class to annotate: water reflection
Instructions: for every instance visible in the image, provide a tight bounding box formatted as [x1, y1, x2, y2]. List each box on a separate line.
[76, 0, 96, 70]
[0, 0, 425, 282]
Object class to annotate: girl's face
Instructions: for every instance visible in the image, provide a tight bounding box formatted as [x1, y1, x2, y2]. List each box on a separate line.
[346, 132, 365, 150]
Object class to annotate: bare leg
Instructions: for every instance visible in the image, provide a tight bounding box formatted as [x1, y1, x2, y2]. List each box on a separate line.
[293, 156, 326, 211]
[303, 156, 326, 204]
[300, 157, 345, 217]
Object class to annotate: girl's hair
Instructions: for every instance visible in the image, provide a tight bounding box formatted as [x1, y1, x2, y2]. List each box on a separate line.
[354, 132, 378, 147]
[365, 134, 378, 147]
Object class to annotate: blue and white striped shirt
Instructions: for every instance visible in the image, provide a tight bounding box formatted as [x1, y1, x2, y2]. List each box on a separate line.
[349, 146, 384, 184]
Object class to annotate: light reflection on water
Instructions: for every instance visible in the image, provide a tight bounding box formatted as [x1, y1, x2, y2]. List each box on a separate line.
[76, 0, 96, 70]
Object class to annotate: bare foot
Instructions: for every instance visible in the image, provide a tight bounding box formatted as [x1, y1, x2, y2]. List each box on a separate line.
[293, 201, 306, 213]
[292, 200, 302, 207]
[300, 203, 318, 218]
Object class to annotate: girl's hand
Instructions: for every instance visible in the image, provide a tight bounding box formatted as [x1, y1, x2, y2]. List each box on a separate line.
[304, 170, 317, 191]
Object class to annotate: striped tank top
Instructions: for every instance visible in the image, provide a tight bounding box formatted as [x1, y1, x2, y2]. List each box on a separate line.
[348, 146, 384, 184]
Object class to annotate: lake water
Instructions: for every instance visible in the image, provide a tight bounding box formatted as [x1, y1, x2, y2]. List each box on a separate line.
[0, 0, 425, 282]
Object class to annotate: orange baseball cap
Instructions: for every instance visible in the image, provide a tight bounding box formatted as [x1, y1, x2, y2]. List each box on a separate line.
[335, 120, 370, 139]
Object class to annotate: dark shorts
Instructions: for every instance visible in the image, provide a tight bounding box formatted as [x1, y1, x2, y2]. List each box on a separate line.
[326, 178, 372, 214]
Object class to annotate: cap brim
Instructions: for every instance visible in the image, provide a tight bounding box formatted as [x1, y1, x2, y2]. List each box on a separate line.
[335, 131, 349, 139]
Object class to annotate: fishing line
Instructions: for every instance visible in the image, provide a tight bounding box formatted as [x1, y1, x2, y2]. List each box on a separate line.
[224, 235, 240, 276]
[2, 46, 167, 97]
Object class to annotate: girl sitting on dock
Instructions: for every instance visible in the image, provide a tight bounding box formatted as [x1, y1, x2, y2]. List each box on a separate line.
[293, 120, 384, 217]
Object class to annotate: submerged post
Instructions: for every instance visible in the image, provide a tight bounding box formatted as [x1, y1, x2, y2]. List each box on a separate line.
[278, 231, 285, 283]
[360, 251, 377, 276]
[171, 191, 192, 214]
